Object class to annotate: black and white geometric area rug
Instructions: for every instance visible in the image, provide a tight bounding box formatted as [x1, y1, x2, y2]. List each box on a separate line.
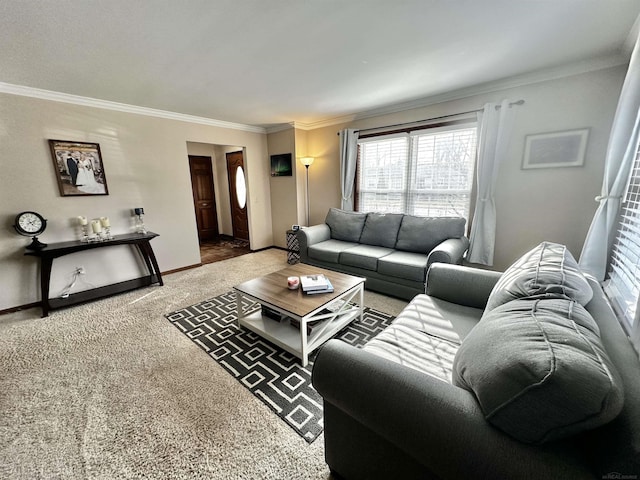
[165, 291, 395, 443]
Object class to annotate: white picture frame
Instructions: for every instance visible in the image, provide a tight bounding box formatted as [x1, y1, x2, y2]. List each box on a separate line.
[522, 128, 589, 169]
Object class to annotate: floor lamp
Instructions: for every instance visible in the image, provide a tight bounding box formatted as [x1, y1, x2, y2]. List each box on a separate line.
[300, 157, 314, 225]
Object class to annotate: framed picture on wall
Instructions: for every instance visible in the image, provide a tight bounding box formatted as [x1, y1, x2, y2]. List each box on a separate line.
[48, 140, 109, 196]
[522, 128, 589, 169]
[270, 153, 293, 177]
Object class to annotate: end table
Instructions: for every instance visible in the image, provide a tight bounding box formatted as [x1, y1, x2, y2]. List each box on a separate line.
[286, 229, 300, 264]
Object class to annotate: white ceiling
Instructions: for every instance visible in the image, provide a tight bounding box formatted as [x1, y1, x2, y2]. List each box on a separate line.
[1, 1, 639, 129]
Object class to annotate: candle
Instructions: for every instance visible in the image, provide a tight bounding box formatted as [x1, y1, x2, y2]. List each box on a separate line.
[91, 220, 102, 233]
[77, 216, 88, 226]
[100, 217, 110, 228]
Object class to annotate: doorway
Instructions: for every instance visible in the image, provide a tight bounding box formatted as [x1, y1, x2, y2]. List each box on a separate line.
[226, 150, 250, 242]
[188, 155, 219, 241]
[187, 144, 251, 265]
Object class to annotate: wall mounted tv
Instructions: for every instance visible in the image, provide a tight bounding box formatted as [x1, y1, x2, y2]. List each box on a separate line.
[270, 153, 293, 177]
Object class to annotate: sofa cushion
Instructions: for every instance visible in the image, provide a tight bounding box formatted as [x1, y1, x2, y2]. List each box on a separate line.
[365, 293, 483, 382]
[485, 241, 593, 312]
[452, 298, 624, 444]
[325, 208, 367, 243]
[392, 293, 483, 345]
[340, 244, 394, 271]
[359, 213, 404, 248]
[395, 216, 466, 253]
[377, 251, 429, 283]
[308, 239, 358, 263]
[364, 324, 458, 382]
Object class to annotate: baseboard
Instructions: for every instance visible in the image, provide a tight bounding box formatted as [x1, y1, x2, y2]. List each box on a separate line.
[252, 246, 287, 253]
[0, 301, 41, 316]
[163, 263, 202, 275]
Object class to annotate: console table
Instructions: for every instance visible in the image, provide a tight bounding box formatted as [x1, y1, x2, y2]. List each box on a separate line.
[26, 232, 163, 317]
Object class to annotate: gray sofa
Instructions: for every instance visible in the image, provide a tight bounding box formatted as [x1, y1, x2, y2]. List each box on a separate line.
[298, 208, 469, 300]
[312, 242, 640, 479]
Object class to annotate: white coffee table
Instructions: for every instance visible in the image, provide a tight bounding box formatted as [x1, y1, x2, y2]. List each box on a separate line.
[233, 264, 365, 366]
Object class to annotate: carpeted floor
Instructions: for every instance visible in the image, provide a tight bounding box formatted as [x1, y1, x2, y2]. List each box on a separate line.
[0, 249, 408, 479]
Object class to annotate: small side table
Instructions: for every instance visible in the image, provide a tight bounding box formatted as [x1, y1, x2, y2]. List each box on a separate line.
[286, 229, 300, 264]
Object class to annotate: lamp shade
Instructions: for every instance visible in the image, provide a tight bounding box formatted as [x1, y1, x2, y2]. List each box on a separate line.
[300, 156, 314, 167]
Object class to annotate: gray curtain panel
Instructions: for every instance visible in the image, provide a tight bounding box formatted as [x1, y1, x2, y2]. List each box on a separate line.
[339, 129, 359, 211]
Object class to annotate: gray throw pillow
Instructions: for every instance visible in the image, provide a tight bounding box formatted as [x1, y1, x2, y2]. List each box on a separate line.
[359, 213, 403, 248]
[325, 208, 367, 243]
[485, 241, 593, 312]
[452, 298, 624, 444]
[395, 216, 465, 253]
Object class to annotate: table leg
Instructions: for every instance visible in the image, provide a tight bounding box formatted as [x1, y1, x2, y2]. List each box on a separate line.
[235, 291, 243, 328]
[300, 320, 309, 367]
[40, 258, 53, 317]
[137, 244, 154, 279]
[138, 241, 163, 286]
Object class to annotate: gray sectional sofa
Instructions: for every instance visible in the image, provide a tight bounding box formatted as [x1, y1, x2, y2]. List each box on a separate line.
[312, 242, 640, 479]
[298, 208, 469, 300]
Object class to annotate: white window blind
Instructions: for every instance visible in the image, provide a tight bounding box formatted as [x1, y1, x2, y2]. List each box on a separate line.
[358, 134, 409, 213]
[607, 145, 640, 329]
[357, 124, 477, 219]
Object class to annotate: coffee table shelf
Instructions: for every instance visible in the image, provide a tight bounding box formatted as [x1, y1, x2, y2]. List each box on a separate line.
[239, 307, 360, 357]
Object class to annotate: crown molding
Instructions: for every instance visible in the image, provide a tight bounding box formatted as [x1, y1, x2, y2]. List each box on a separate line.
[296, 54, 629, 131]
[264, 122, 295, 134]
[0, 82, 266, 134]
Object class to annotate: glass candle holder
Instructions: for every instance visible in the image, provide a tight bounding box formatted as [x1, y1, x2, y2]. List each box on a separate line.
[136, 214, 147, 234]
[81, 224, 90, 242]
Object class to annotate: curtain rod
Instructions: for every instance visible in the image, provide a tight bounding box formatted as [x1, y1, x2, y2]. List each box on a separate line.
[338, 99, 525, 136]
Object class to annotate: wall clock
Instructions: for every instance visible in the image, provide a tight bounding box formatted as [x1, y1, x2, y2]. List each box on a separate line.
[14, 211, 48, 250]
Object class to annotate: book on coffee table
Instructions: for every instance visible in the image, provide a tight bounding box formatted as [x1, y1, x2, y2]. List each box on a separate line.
[304, 278, 334, 295]
[261, 304, 284, 322]
[289, 317, 325, 335]
[300, 274, 329, 292]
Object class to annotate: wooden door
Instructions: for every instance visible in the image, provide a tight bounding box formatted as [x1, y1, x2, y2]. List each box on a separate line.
[226, 151, 250, 242]
[188, 155, 219, 241]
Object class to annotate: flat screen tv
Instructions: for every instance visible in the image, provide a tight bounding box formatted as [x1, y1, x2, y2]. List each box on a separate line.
[270, 153, 292, 177]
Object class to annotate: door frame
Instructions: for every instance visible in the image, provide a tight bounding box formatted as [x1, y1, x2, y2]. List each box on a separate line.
[226, 149, 250, 243]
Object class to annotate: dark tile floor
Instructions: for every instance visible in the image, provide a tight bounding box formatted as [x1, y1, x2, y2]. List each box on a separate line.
[199, 237, 251, 264]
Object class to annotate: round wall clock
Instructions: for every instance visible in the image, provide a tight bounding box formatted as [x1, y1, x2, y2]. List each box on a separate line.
[14, 211, 48, 250]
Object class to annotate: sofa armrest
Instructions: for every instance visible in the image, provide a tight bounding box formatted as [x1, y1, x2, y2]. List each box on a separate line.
[297, 224, 330, 261]
[426, 237, 470, 266]
[425, 263, 502, 309]
[313, 340, 592, 479]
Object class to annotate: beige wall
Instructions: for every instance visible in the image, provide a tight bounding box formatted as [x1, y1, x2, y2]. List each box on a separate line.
[267, 128, 298, 248]
[0, 93, 271, 311]
[304, 66, 625, 270]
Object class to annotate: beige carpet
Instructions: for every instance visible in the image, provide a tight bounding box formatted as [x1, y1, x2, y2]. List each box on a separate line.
[0, 249, 408, 479]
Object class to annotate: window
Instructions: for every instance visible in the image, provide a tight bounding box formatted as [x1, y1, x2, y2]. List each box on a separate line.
[607, 144, 640, 330]
[356, 123, 477, 219]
